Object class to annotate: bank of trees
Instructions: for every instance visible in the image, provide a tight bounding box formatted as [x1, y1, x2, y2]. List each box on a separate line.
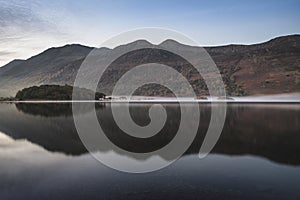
[15, 85, 105, 100]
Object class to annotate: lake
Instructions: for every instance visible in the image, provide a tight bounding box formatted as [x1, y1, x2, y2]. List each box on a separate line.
[0, 102, 299, 200]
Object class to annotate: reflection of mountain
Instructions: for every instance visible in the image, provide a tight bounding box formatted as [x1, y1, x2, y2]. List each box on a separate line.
[0, 35, 299, 97]
[0, 103, 299, 165]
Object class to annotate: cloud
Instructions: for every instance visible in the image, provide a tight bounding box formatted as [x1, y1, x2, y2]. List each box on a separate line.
[0, 0, 71, 67]
[0, 51, 14, 56]
[0, 0, 46, 31]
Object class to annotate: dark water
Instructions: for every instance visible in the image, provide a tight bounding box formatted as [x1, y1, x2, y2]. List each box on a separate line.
[0, 102, 299, 200]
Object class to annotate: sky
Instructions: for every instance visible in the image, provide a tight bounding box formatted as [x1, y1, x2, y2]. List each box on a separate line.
[0, 0, 299, 67]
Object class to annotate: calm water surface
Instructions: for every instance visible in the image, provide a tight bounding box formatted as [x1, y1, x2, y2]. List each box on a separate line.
[0, 102, 299, 200]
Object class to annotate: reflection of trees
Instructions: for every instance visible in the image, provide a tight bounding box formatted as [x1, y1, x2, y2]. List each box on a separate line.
[16, 103, 73, 117]
[15, 103, 105, 117]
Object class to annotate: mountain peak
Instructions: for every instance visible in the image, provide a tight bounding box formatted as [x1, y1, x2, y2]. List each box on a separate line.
[159, 39, 181, 45]
[117, 39, 152, 48]
[45, 44, 93, 52]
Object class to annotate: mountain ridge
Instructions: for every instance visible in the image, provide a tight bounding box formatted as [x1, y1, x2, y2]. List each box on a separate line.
[2, 34, 299, 69]
[0, 34, 299, 97]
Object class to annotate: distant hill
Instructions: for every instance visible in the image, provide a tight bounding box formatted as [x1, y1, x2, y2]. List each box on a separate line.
[0, 35, 299, 97]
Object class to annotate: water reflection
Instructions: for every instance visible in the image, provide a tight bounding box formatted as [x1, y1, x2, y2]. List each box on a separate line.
[0, 103, 299, 165]
[0, 103, 300, 200]
[15, 102, 105, 117]
[0, 131, 300, 200]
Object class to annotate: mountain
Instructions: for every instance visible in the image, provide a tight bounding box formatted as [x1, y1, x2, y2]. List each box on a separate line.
[206, 35, 300, 95]
[0, 44, 94, 97]
[0, 59, 24, 75]
[0, 35, 299, 97]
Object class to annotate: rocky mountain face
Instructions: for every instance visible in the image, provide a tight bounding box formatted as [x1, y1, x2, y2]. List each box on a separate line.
[0, 35, 299, 97]
[206, 35, 300, 95]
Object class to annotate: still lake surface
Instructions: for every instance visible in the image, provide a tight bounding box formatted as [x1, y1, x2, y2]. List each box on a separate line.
[0, 102, 299, 200]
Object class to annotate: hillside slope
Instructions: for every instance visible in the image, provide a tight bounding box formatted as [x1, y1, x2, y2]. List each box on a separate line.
[0, 35, 299, 97]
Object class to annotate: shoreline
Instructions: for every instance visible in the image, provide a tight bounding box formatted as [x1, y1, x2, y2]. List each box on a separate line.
[1, 99, 300, 103]
[1, 93, 299, 104]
